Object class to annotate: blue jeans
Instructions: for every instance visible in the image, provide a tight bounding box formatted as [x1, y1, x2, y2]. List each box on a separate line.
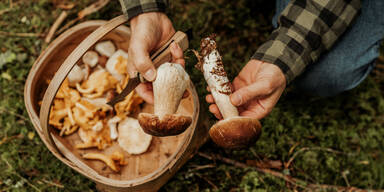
[274, 0, 384, 97]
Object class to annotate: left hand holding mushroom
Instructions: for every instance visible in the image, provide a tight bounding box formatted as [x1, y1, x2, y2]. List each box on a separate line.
[206, 59, 286, 120]
[135, 42, 186, 104]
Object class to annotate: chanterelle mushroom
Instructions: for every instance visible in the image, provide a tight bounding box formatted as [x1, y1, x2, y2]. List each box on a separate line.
[196, 35, 262, 149]
[138, 62, 192, 136]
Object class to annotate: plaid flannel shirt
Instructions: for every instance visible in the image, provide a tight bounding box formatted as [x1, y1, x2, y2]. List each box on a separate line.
[119, 0, 361, 84]
[119, 0, 168, 20]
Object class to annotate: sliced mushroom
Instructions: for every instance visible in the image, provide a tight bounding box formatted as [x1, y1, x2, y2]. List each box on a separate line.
[107, 116, 120, 140]
[95, 40, 116, 57]
[138, 63, 192, 136]
[196, 35, 262, 149]
[82, 51, 99, 68]
[118, 117, 152, 155]
[105, 49, 128, 82]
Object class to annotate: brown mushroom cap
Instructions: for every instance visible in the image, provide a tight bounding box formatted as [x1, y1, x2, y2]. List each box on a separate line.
[209, 117, 262, 149]
[138, 113, 192, 137]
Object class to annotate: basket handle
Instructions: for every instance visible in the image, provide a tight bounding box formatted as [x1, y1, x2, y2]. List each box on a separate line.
[39, 15, 189, 154]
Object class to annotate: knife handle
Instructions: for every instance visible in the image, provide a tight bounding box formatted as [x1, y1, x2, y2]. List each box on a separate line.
[150, 31, 189, 68]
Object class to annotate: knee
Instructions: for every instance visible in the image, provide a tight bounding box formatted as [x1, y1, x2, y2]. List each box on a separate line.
[295, 64, 374, 97]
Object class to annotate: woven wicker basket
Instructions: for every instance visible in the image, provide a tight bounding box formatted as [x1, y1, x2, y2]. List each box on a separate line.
[24, 15, 208, 191]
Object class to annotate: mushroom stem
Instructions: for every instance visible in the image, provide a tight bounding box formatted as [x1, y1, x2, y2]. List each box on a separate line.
[138, 62, 192, 136]
[153, 63, 189, 119]
[196, 35, 262, 149]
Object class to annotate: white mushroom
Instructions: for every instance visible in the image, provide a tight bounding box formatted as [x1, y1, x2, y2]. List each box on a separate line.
[67, 65, 85, 86]
[138, 62, 192, 136]
[95, 40, 116, 57]
[118, 117, 152, 155]
[82, 51, 99, 68]
[195, 35, 262, 149]
[105, 49, 128, 82]
[107, 116, 120, 140]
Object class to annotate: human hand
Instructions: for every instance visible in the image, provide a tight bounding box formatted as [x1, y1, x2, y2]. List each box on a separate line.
[206, 59, 286, 119]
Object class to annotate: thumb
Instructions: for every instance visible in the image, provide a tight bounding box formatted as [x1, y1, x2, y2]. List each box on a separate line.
[230, 82, 270, 106]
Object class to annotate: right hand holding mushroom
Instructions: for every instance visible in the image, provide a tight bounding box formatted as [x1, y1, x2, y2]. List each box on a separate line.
[206, 59, 286, 120]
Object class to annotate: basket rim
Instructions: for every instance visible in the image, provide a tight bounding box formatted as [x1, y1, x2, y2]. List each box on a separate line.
[24, 19, 200, 188]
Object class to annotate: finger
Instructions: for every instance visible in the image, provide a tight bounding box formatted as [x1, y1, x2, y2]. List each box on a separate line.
[205, 94, 215, 103]
[170, 42, 185, 67]
[230, 82, 271, 106]
[239, 89, 283, 119]
[206, 86, 211, 92]
[135, 82, 154, 104]
[129, 41, 157, 82]
[209, 104, 223, 120]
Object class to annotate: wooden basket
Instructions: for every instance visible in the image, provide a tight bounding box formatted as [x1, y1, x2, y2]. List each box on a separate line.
[24, 15, 208, 191]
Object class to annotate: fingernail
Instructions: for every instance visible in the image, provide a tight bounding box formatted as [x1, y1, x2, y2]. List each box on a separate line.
[144, 68, 156, 81]
[230, 93, 242, 106]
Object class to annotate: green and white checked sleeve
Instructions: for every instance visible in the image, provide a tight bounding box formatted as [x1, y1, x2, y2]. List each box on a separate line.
[252, 0, 361, 84]
[119, 0, 168, 20]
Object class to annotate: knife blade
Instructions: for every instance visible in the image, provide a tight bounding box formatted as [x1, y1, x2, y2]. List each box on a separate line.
[106, 74, 142, 106]
[106, 31, 189, 107]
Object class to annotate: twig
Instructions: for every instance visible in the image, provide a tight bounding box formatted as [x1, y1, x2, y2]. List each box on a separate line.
[197, 152, 304, 189]
[55, 0, 110, 35]
[0, 7, 12, 16]
[0, 134, 23, 146]
[190, 164, 216, 171]
[2, 156, 42, 192]
[198, 152, 382, 192]
[195, 173, 218, 190]
[45, 11, 68, 43]
[0, 107, 31, 122]
[285, 147, 354, 169]
[0, 31, 44, 37]
[41, 179, 64, 189]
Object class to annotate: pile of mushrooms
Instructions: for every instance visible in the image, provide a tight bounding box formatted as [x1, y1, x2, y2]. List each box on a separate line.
[195, 35, 262, 149]
[48, 40, 152, 172]
[138, 62, 192, 136]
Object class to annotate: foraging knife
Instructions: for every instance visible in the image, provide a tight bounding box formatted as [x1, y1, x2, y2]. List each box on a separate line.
[107, 31, 189, 106]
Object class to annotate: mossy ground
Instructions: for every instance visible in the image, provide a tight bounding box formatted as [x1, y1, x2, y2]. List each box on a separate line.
[1, 0, 383, 191]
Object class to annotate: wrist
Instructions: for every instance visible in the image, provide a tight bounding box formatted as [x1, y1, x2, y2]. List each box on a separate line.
[130, 12, 168, 30]
[250, 59, 287, 86]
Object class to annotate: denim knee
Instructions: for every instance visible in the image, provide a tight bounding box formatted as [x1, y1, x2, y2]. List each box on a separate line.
[295, 62, 375, 97]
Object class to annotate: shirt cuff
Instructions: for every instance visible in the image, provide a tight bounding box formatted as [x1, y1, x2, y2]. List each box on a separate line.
[119, 0, 167, 20]
[251, 28, 320, 84]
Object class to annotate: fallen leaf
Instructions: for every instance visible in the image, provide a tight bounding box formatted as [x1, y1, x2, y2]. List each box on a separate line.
[1, 72, 12, 80]
[28, 132, 35, 140]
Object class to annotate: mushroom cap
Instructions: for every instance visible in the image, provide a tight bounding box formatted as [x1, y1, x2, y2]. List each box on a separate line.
[138, 113, 192, 137]
[209, 117, 262, 149]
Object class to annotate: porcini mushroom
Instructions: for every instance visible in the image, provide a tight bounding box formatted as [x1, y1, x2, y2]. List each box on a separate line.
[195, 35, 262, 149]
[138, 62, 192, 136]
